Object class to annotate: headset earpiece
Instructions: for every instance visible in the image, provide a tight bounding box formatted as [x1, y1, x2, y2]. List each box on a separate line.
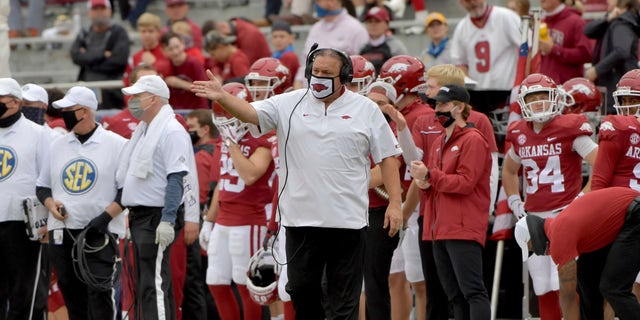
[304, 46, 353, 85]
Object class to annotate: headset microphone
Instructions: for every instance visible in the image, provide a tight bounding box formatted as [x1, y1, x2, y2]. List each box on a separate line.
[309, 43, 319, 55]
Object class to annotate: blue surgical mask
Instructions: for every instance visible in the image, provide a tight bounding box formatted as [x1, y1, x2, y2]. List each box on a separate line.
[313, 3, 343, 18]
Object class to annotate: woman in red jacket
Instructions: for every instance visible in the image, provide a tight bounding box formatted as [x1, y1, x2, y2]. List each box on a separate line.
[409, 84, 492, 320]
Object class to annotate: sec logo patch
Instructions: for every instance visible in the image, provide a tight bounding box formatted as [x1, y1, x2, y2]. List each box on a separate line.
[61, 158, 97, 194]
[0, 146, 17, 182]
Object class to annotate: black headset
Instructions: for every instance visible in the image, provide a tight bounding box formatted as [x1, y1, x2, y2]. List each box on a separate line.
[304, 44, 354, 85]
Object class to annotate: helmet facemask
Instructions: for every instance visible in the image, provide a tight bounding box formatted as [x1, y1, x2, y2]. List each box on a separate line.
[518, 87, 560, 123]
[613, 88, 640, 116]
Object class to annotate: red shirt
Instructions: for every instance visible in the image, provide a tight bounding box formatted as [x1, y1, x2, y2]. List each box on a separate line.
[194, 141, 216, 204]
[169, 55, 209, 110]
[278, 51, 300, 89]
[101, 108, 140, 139]
[424, 125, 491, 245]
[506, 114, 593, 212]
[231, 18, 271, 64]
[546, 187, 639, 267]
[217, 133, 275, 226]
[592, 115, 640, 191]
[123, 44, 172, 86]
[212, 50, 251, 82]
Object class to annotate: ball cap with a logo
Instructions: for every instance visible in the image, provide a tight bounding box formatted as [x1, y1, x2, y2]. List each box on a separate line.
[514, 215, 550, 262]
[425, 12, 447, 27]
[365, 81, 397, 104]
[432, 84, 470, 104]
[122, 75, 170, 99]
[53, 86, 99, 110]
[88, 0, 111, 9]
[365, 7, 391, 23]
[22, 83, 48, 104]
[0, 78, 23, 99]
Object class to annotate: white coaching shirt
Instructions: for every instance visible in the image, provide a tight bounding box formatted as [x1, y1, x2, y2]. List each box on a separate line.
[37, 125, 127, 236]
[121, 119, 192, 207]
[450, 5, 521, 90]
[0, 115, 44, 222]
[253, 89, 401, 229]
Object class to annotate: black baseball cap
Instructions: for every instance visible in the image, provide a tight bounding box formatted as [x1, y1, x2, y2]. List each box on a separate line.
[432, 84, 470, 104]
[271, 20, 293, 34]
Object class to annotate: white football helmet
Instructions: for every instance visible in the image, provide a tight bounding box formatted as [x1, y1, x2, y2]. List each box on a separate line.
[212, 83, 251, 143]
[517, 73, 561, 122]
[246, 248, 280, 306]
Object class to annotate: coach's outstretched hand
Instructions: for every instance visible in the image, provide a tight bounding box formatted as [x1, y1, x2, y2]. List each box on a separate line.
[191, 70, 225, 102]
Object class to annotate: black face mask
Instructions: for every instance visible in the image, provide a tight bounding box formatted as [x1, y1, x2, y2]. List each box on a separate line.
[61, 110, 81, 131]
[0, 102, 7, 118]
[189, 130, 199, 145]
[22, 106, 45, 125]
[435, 111, 456, 128]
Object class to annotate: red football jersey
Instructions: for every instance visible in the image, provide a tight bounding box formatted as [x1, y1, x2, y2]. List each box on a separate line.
[592, 115, 640, 191]
[546, 187, 639, 267]
[506, 114, 593, 212]
[217, 132, 275, 226]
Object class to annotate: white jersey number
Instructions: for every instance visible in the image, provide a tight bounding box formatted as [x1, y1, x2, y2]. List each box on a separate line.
[522, 155, 565, 194]
[630, 163, 640, 191]
[219, 153, 245, 193]
[475, 41, 490, 73]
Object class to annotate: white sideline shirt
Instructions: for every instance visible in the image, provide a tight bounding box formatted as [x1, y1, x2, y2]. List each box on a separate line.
[37, 125, 127, 237]
[0, 115, 44, 222]
[253, 89, 401, 229]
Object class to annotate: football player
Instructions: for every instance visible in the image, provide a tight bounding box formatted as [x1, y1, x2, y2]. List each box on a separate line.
[346, 55, 376, 95]
[591, 69, 640, 312]
[200, 83, 275, 320]
[502, 73, 598, 320]
[245, 57, 292, 101]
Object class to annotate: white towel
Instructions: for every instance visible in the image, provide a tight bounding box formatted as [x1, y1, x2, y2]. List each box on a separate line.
[116, 105, 174, 185]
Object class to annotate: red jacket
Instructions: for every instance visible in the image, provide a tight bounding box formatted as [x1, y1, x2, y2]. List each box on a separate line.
[423, 125, 491, 246]
[541, 7, 593, 84]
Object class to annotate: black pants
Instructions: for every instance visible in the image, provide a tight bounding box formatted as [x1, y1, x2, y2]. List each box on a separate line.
[433, 240, 491, 320]
[181, 240, 207, 320]
[364, 206, 399, 320]
[417, 216, 449, 320]
[576, 245, 611, 320]
[48, 228, 118, 320]
[0, 221, 46, 320]
[285, 226, 365, 320]
[598, 200, 640, 320]
[128, 207, 176, 320]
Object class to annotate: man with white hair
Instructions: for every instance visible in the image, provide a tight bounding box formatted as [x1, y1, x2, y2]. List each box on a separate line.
[515, 187, 640, 320]
[119, 75, 196, 320]
[0, 78, 46, 318]
[36, 86, 127, 319]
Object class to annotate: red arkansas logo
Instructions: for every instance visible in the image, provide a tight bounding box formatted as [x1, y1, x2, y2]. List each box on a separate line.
[342, 115, 351, 119]
[312, 83, 328, 91]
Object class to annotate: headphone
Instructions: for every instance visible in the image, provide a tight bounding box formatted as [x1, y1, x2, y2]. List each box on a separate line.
[304, 44, 354, 85]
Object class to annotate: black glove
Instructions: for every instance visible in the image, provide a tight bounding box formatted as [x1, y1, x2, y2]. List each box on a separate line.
[88, 211, 113, 234]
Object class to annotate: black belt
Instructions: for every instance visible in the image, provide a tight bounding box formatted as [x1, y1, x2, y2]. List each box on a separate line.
[127, 206, 162, 214]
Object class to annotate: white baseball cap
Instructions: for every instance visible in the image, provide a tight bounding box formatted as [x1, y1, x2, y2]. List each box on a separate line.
[53, 86, 98, 110]
[21, 83, 48, 104]
[365, 81, 397, 104]
[122, 75, 170, 99]
[0, 78, 23, 99]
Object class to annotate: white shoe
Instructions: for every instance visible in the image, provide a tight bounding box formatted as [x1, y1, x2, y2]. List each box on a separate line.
[383, 0, 406, 19]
